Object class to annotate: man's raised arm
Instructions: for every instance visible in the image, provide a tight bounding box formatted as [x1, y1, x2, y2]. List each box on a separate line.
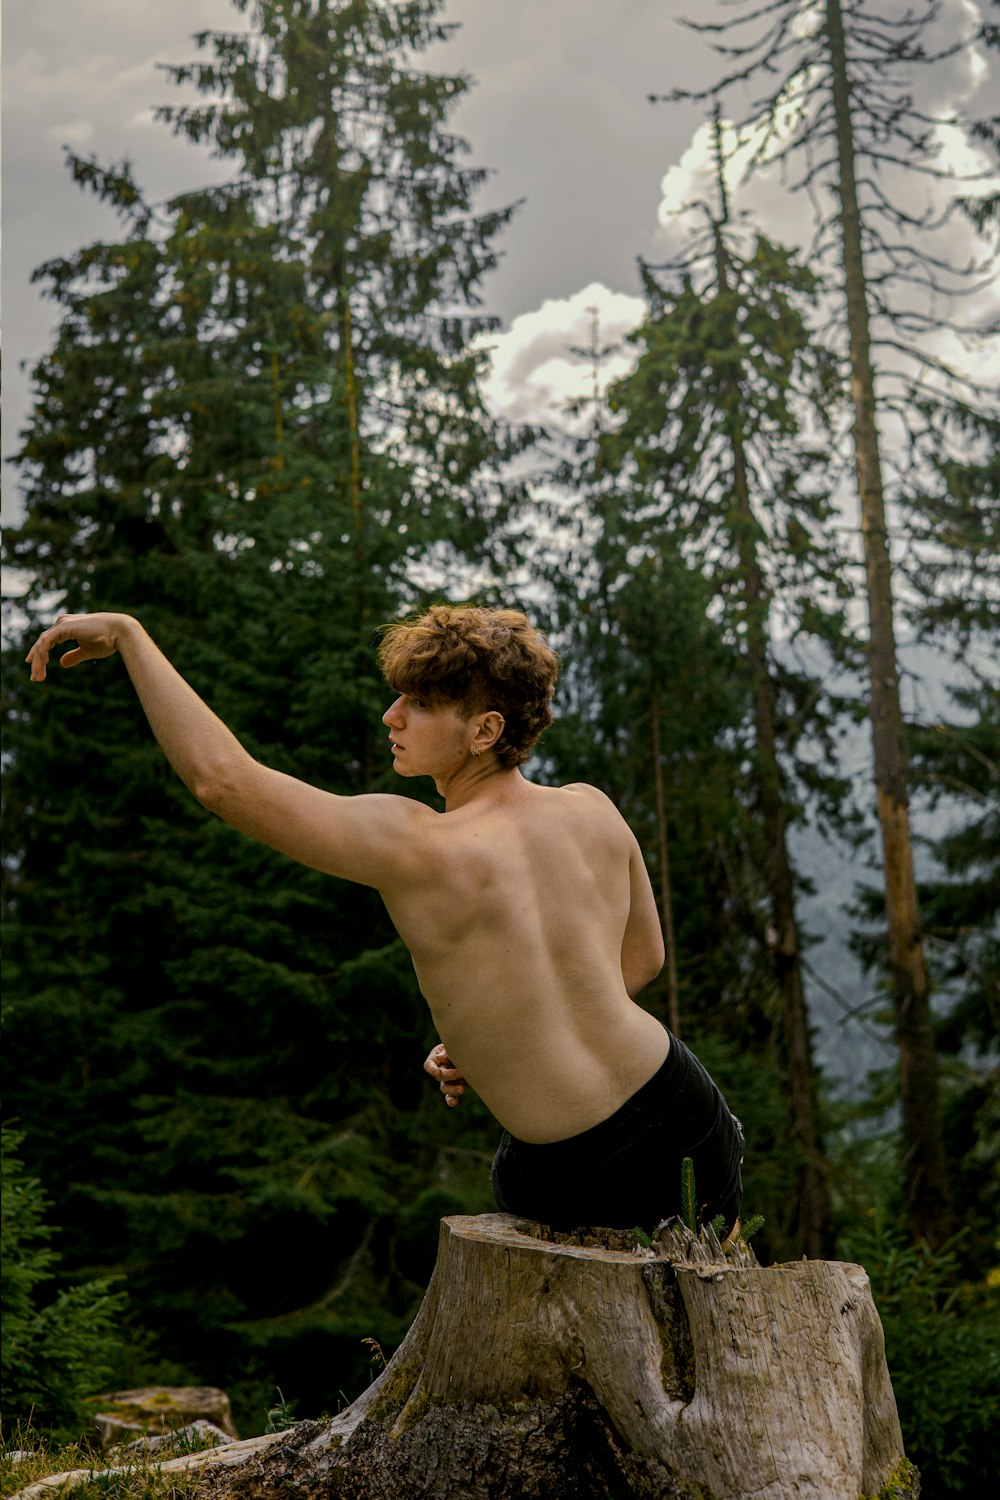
[26, 612, 426, 889]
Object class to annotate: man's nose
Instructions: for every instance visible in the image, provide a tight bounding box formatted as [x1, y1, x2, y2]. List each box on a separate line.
[382, 696, 404, 727]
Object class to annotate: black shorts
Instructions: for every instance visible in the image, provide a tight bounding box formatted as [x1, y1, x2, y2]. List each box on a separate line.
[491, 1030, 744, 1234]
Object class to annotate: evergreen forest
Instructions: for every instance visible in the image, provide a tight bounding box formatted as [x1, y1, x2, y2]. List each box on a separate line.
[2, 3, 998, 1495]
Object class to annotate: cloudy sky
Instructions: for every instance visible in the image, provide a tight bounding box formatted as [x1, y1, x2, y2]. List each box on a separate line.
[3, 0, 996, 523]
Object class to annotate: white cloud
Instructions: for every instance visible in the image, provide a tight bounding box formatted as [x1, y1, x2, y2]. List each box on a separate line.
[654, 111, 819, 261]
[956, 0, 991, 92]
[479, 283, 645, 427]
[790, 0, 825, 41]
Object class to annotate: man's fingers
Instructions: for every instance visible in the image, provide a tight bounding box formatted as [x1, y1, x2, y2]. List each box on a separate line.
[26, 622, 75, 681]
[26, 641, 82, 682]
[424, 1044, 465, 1084]
[26, 640, 53, 682]
[423, 1043, 467, 1109]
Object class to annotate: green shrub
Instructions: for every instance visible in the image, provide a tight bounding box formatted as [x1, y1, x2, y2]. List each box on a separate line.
[841, 1214, 1000, 1497]
[1, 1125, 128, 1437]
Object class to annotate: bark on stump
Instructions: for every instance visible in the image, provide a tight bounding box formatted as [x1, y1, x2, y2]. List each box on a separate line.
[212, 1213, 916, 1500]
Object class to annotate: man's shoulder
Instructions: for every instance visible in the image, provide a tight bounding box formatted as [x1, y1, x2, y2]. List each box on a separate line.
[358, 790, 441, 834]
[559, 782, 641, 845]
[342, 789, 441, 848]
[361, 790, 439, 815]
[559, 780, 614, 804]
[554, 781, 627, 824]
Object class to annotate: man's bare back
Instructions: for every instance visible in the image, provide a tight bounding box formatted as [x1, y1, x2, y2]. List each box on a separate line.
[380, 777, 670, 1143]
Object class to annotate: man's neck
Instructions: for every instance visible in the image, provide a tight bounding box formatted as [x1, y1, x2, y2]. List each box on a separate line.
[438, 760, 523, 812]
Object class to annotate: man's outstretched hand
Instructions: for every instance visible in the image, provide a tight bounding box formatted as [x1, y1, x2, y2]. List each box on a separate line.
[26, 613, 127, 683]
[424, 1042, 467, 1109]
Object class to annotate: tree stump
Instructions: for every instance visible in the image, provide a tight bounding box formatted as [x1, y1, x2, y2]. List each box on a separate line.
[214, 1213, 917, 1500]
[90, 1385, 240, 1446]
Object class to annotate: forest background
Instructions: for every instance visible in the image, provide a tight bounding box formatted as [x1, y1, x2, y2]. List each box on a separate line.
[2, 2, 998, 1496]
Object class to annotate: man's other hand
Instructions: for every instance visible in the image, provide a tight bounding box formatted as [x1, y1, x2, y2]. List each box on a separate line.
[423, 1042, 467, 1109]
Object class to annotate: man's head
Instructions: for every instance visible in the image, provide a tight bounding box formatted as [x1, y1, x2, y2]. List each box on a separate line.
[378, 605, 559, 770]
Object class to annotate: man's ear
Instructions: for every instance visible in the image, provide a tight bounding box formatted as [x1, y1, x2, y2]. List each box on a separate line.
[474, 710, 506, 754]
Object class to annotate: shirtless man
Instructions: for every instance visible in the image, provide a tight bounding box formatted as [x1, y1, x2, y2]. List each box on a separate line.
[26, 603, 743, 1233]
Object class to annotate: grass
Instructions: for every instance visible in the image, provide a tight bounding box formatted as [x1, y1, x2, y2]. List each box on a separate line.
[0, 1420, 209, 1500]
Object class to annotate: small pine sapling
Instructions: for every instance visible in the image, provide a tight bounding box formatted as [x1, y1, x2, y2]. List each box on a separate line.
[680, 1156, 699, 1233]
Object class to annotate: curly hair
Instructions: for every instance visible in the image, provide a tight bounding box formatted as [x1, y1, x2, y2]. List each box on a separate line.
[378, 605, 559, 769]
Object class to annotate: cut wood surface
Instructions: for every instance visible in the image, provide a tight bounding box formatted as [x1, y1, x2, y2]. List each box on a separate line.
[9, 1214, 916, 1500]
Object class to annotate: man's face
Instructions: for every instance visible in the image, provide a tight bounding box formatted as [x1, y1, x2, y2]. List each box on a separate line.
[382, 693, 472, 780]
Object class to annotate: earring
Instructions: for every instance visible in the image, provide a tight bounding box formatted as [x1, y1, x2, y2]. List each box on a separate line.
[471, 746, 481, 757]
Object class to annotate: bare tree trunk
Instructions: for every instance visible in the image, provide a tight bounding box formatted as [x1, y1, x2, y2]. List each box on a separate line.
[824, 0, 952, 1246]
[651, 684, 682, 1036]
[343, 291, 365, 608]
[712, 226, 835, 1259]
[732, 465, 834, 1259]
[342, 289, 374, 788]
[270, 348, 284, 470]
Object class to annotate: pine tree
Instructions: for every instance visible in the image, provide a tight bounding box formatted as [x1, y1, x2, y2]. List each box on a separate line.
[1, 1126, 127, 1436]
[540, 180, 852, 1254]
[903, 396, 999, 1281]
[658, 0, 998, 1246]
[901, 48, 999, 1273]
[543, 501, 810, 1264]
[540, 308, 751, 1038]
[585, 195, 850, 1255]
[2, 0, 519, 1415]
